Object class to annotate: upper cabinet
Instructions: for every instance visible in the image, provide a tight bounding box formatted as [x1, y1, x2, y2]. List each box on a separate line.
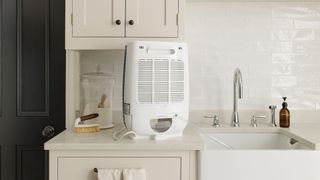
[66, 0, 185, 49]
[125, 0, 179, 38]
[72, 0, 125, 37]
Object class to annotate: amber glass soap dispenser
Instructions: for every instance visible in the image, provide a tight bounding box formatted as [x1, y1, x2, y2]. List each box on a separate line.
[280, 97, 290, 128]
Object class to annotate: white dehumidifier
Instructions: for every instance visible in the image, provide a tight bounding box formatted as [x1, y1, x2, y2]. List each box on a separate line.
[122, 41, 189, 139]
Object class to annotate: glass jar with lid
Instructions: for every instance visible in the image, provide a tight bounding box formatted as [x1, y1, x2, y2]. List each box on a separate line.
[81, 65, 115, 129]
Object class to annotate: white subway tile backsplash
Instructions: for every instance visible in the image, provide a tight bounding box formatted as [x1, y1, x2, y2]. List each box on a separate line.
[275, 42, 294, 53]
[272, 53, 296, 64]
[254, 42, 294, 53]
[272, 5, 320, 19]
[248, 87, 271, 99]
[272, 30, 294, 41]
[271, 18, 294, 29]
[287, 97, 317, 109]
[297, 76, 320, 88]
[272, 76, 298, 87]
[294, 18, 320, 29]
[292, 29, 316, 41]
[294, 42, 320, 53]
[186, 2, 320, 110]
[295, 53, 320, 64]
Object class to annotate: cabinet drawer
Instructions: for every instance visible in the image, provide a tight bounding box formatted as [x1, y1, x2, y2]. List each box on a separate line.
[58, 157, 181, 180]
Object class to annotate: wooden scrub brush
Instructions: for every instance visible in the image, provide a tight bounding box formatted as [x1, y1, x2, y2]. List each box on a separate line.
[74, 113, 100, 133]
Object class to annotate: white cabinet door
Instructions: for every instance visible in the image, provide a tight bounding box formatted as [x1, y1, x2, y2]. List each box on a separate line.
[126, 0, 179, 38]
[72, 0, 125, 37]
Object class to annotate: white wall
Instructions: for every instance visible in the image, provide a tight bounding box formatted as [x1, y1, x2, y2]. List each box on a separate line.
[80, 2, 320, 112]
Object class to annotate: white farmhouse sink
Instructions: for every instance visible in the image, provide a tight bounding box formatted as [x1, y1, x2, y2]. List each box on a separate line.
[199, 131, 320, 180]
[206, 132, 309, 150]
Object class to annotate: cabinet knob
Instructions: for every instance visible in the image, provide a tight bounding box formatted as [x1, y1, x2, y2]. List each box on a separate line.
[115, 20, 121, 25]
[128, 20, 134, 25]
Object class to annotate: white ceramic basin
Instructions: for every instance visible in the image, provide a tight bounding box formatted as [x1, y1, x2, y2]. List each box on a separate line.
[205, 132, 309, 150]
[199, 132, 320, 180]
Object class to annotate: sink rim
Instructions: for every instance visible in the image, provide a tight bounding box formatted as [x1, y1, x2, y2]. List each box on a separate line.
[199, 129, 312, 150]
[193, 123, 315, 150]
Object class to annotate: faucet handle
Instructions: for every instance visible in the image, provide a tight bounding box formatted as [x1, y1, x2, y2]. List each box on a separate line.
[269, 105, 277, 127]
[204, 115, 220, 127]
[250, 115, 266, 127]
[269, 105, 277, 110]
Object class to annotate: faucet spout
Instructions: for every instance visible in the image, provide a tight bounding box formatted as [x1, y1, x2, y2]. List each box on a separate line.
[231, 68, 243, 127]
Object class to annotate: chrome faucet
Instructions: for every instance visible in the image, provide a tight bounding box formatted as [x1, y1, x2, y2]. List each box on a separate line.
[231, 68, 243, 127]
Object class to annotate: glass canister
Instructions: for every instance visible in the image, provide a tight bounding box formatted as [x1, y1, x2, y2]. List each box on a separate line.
[81, 65, 115, 129]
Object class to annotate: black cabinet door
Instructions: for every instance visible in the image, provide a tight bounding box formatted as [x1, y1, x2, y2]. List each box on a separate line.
[1, 0, 65, 179]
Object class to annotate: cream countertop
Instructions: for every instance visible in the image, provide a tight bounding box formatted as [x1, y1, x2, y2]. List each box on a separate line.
[44, 122, 320, 151]
[44, 125, 205, 151]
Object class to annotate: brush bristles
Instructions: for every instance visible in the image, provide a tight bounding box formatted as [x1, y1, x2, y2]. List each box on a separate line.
[74, 126, 100, 133]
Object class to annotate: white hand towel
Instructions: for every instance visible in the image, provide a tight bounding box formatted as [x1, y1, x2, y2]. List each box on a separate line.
[123, 168, 146, 180]
[97, 168, 122, 180]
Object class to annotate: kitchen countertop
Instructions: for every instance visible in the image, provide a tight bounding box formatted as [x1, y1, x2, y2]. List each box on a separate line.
[44, 125, 205, 151]
[195, 122, 320, 150]
[44, 122, 320, 151]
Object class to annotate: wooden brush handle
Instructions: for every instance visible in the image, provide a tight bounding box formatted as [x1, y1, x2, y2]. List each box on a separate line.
[80, 113, 99, 121]
[98, 94, 107, 108]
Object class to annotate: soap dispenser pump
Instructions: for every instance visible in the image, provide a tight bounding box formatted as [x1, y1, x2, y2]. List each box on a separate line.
[279, 97, 290, 128]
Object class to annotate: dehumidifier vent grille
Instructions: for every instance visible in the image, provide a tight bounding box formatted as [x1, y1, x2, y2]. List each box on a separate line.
[137, 59, 184, 104]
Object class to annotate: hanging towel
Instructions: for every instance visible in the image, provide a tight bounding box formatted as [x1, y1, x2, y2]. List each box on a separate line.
[123, 168, 147, 180]
[97, 168, 122, 180]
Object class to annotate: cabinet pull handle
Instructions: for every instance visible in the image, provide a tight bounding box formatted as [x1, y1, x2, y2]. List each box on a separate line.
[128, 20, 134, 25]
[115, 20, 121, 25]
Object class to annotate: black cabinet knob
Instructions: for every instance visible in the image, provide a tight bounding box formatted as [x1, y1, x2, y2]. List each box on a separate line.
[115, 20, 121, 25]
[128, 20, 134, 25]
